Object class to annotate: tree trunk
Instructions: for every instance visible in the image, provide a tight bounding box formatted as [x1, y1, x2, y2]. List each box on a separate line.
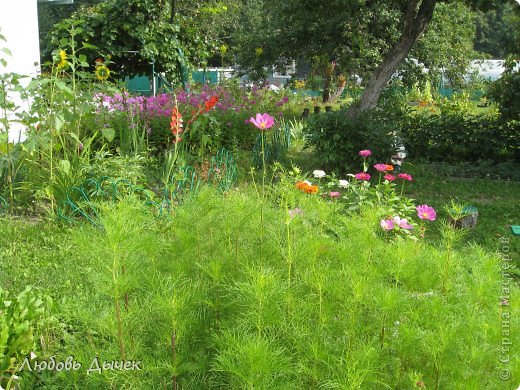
[348, 0, 437, 117]
[322, 61, 336, 103]
[330, 77, 347, 101]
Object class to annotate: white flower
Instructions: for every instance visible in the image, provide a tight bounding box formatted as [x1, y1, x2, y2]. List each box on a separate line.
[338, 179, 349, 188]
[312, 170, 326, 178]
[304, 180, 312, 185]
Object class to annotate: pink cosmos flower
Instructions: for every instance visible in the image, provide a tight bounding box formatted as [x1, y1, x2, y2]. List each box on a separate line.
[355, 172, 371, 181]
[288, 208, 303, 219]
[393, 216, 413, 230]
[250, 113, 274, 130]
[398, 173, 413, 181]
[380, 219, 394, 231]
[416, 205, 436, 221]
[384, 174, 396, 181]
[359, 150, 372, 157]
[374, 163, 389, 172]
[329, 191, 341, 198]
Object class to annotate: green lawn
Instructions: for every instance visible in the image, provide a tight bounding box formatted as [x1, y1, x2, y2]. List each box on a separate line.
[405, 162, 519, 260]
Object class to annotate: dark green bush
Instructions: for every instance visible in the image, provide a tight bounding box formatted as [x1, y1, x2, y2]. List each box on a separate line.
[488, 59, 520, 121]
[401, 111, 520, 162]
[305, 110, 397, 172]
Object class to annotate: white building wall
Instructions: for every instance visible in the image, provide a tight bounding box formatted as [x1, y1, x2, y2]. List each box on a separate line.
[0, 0, 41, 142]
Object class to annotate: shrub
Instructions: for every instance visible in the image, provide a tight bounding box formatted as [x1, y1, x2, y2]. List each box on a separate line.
[401, 111, 520, 162]
[305, 110, 397, 173]
[488, 58, 520, 121]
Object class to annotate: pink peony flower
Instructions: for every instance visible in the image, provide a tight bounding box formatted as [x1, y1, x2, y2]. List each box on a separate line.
[416, 205, 436, 221]
[359, 150, 372, 157]
[374, 163, 389, 172]
[393, 216, 413, 230]
[250, 113, 275, 130]
[398, 173, 413, 181]
[380, 219, 394, 231]
[329, 191, 341, 198]
[355, 172, 371, 181]
[384, 174, 396, 181]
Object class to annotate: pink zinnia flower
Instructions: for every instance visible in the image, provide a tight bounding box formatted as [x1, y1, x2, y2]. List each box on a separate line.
[384, 174, 396, 181]
[250, 113, 275, 130]
[359, 150, 372, 157]
[374, 163, 389, 172]
[398, 173, 413, 181]
[393, 216, 413, 230]
[329, 191, 341, 198]
[380, 219, 394, 231]
[355, 172, 371, 181]
[416, 205, 436, 221]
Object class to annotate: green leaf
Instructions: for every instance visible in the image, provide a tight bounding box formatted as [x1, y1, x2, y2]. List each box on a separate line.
[101, 127, 115, 142]
[54, 80, 74, 97]
[54, 114, 65, 131]
[58, 159, 71, 175]
[82, 42, 98, 50]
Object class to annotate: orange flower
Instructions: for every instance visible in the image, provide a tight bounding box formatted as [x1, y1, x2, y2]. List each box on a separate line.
[385, 164, 394, 171]
[295, 181, 308, 190]
[305, 185, 319, 194]
[205, 95, 219, 112]
[170, 106, 183, 143]
[295, 181, 318, 194]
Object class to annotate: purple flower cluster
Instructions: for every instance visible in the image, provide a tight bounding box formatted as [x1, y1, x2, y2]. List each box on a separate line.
[97, 82, 280, 120]
[96, 92, 173, 117]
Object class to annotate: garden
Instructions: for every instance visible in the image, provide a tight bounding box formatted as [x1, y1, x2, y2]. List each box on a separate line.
[1, 0, 520, 389]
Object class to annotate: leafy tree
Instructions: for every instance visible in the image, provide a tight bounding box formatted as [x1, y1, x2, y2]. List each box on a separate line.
[474, 2, 520, 58]
[404, 2, 476, 88]
[47, 0, 230, 80]
[349, 0, 503, 115]
[232, 0, 502, 110]
[232, 0, 403, 101]
[38, 0, 102, 63]
[488, 58, 520, 121]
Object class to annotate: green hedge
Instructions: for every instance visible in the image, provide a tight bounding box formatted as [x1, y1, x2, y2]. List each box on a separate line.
[305, 110, 397, 172]
[401, 112, 520, 162]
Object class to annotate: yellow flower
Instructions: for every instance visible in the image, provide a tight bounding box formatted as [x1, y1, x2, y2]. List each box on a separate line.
[295, 79, 306, 89]
[57, 50, 67, 70]
[95, 64, 110, 81]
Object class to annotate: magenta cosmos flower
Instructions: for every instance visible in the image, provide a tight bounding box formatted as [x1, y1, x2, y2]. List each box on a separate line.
[416, 205, 436, 221]
[393, 216, 413, 230]
[384, 174, 396, 181]
[250, 113, 274, 130]
[380, 219, 394, 231]
[355, 172, 371, 181]
[374, 163, 390, 172]
[398, 173, 413, 181]
[359, 149, 372, 157]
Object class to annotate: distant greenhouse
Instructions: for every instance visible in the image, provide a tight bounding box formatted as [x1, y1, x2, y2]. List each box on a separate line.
[466, 60, 520, 81]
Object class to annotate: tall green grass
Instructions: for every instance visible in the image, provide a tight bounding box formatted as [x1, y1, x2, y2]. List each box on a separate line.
[1, 185, 518, 389]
